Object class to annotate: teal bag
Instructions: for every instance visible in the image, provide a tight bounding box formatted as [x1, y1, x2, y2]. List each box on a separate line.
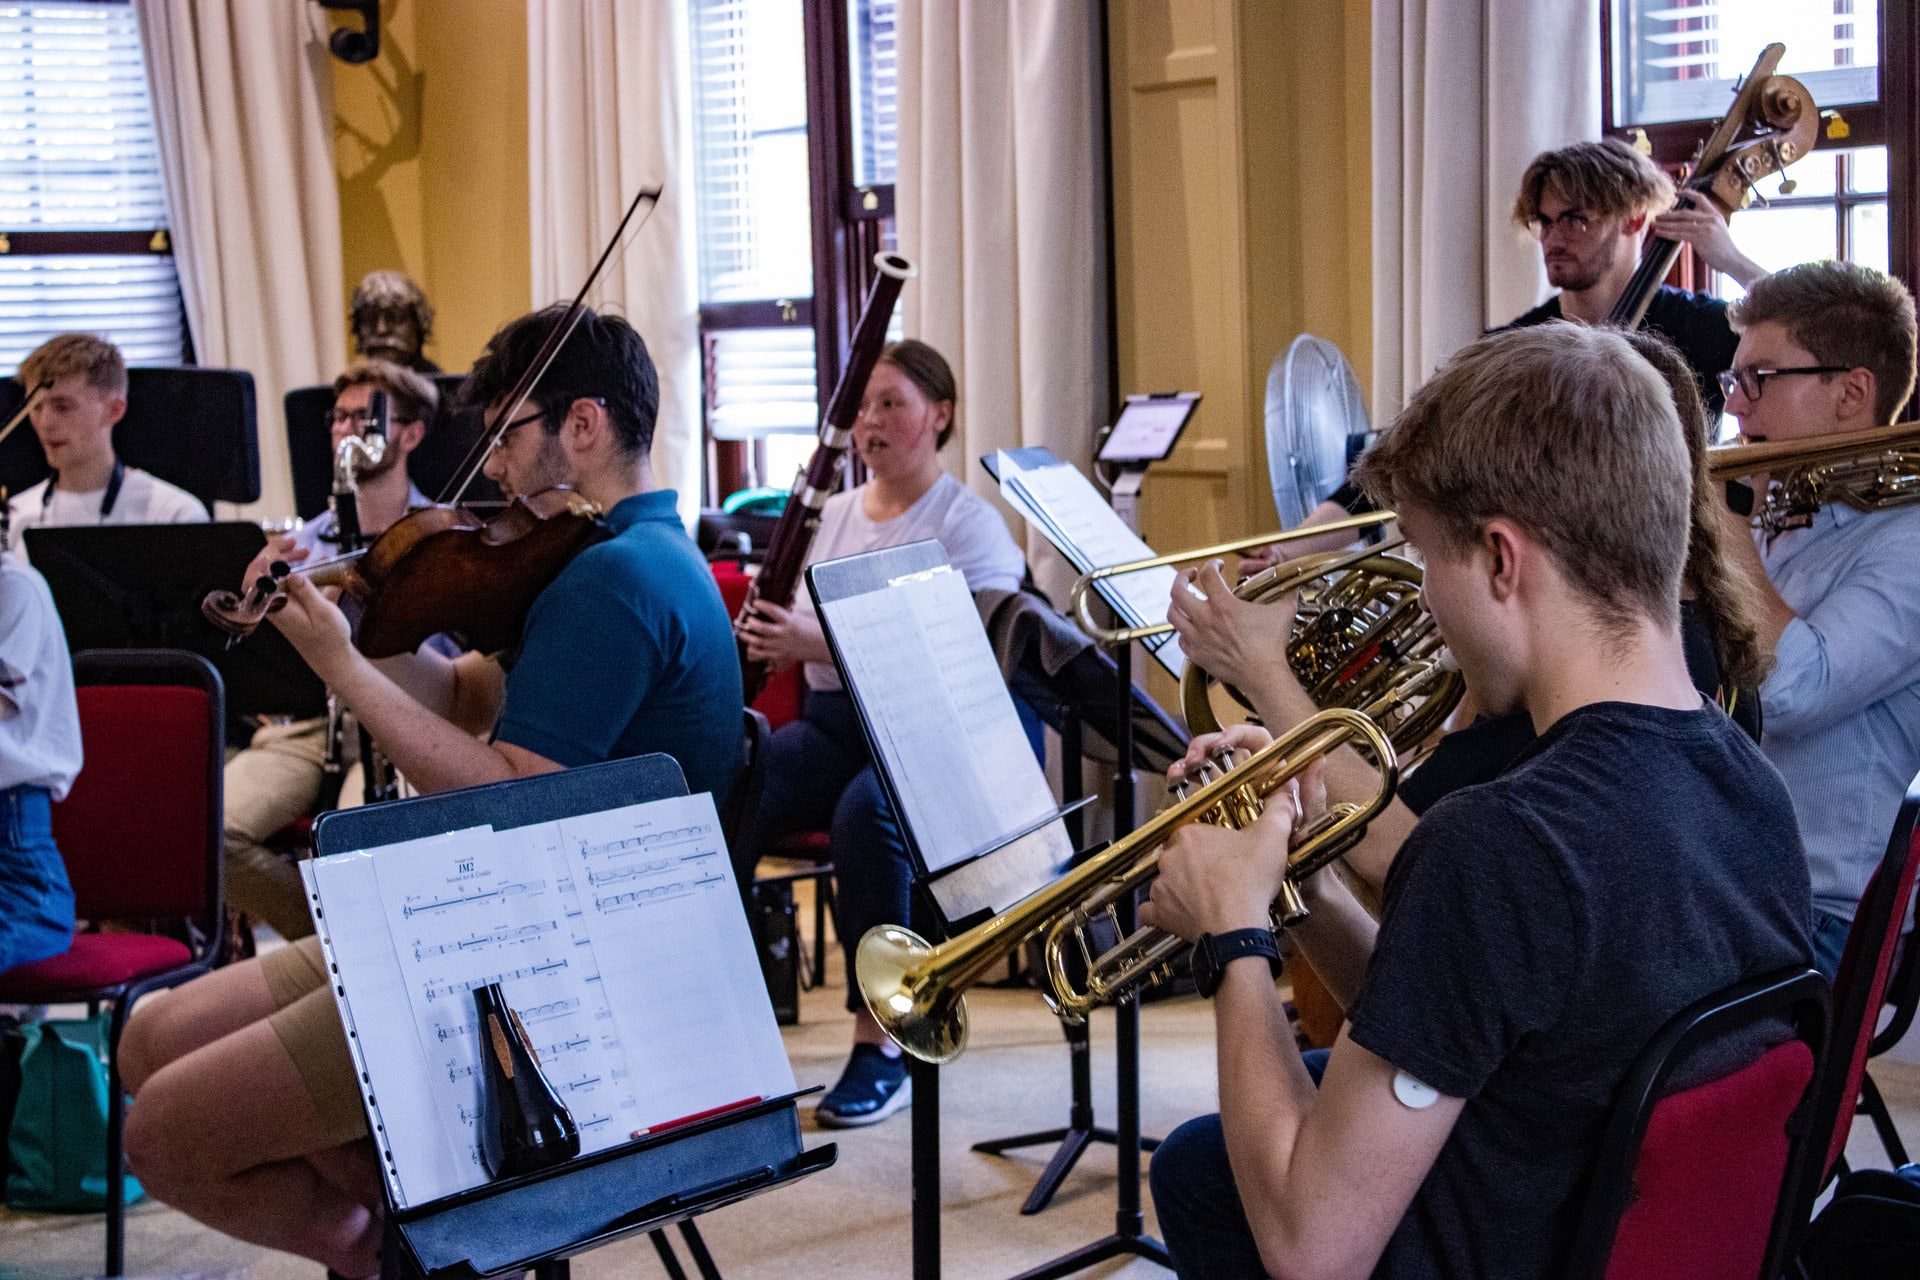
[4, 1013, 144, 1212]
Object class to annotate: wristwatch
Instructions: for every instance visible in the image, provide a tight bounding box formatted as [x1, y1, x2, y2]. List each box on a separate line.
[1191, 928, 1282, 998]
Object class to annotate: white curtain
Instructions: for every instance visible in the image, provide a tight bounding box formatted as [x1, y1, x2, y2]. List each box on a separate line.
[527, 0, 701, 529]
[137, 0, 347, 521]
[897, 0, 1103, 592]
[1372, 0, 1601, 421]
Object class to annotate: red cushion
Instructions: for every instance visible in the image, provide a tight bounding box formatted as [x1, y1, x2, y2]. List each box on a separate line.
[54, 685, 213, 918]
[709, 562, 805, 728]
[1604, 1039, 1814, 1280]
[774, 830, 833, 858]
[0, 932, 194, 1001]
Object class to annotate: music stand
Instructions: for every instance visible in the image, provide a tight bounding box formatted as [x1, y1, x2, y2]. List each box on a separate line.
[25, 523, 326, 719]
[312, 755, 837, 1280]
[808, 541, 1136, 1280]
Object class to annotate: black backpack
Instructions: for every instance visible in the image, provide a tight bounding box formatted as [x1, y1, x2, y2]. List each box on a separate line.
[1797, 1164, 1920, 1278]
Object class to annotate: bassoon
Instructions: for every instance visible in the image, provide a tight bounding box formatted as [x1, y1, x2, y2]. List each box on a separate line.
[737, 251, 917, 701]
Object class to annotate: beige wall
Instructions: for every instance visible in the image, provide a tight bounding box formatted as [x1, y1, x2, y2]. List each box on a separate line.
[1108, 0, 1372, 554]
[329, 0, 531, 375]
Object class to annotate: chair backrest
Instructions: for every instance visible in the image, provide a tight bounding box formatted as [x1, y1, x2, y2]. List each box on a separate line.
[283, 375, 500, 521]
[0, 367, 260, 507]
[51, 651, 223, 946]
[709, 560, 803, 728]
[720, 707, 771, 861]
[1815, 773, 1920, 1180]
[1568, 967, 1830, 1280]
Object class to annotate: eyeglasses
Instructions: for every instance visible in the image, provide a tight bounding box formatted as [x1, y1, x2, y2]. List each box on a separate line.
[328, 409, 420, 430]
[1716, 365, 1853, 403]
[487, 408, 547, 453]
[1530, 209, 1594, 240]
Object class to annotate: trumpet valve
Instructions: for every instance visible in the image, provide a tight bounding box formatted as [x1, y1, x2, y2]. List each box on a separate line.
[1275, 880, 1308, 930]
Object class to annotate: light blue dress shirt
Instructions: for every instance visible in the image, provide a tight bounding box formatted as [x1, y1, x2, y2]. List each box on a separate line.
[1760, 502, 1920, 923]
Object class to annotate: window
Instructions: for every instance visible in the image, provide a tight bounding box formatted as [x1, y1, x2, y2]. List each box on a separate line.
[689, 0, 899, 501]
[0, 0, 186, 372]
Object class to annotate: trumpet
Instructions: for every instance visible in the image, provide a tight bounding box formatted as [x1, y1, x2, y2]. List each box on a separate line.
[1708, 422, 1920, 533]
[1066, 513, 1463, 748]
[855, 704, 1401, 1064]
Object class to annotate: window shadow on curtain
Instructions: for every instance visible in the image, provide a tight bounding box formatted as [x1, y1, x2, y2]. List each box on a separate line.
[136, 0, 348, 521]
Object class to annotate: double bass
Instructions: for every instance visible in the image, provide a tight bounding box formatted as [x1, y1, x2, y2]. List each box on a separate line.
[1610, 42, 1818, 329]
[203, 187, 663, 657]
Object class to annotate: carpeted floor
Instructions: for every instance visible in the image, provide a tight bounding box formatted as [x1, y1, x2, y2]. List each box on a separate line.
[4, 917, 1918, 1280]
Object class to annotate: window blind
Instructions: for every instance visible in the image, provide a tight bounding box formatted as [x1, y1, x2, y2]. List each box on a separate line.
[708, 327, 819, 439]
[0, 1, 185, 370]
[850, 0, 896, 187]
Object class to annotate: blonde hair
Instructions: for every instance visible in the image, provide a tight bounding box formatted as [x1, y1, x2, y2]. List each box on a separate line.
[333, 357, 439, 429]
[1730, 260, 1918, 425]
[1618, 329, 1771, 690]
[19, 333, 127, 397]
[1355, 323, 1690, 633]
[1512, 138, 1675, 229]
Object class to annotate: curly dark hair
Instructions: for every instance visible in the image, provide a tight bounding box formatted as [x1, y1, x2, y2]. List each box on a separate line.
[462, 306, 660, 458]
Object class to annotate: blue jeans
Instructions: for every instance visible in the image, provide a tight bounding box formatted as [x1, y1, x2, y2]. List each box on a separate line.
[0, 785, 75, 973]
[1811, 907, 1852, 981]
[1149, 1048, 1330, 1280]
[753, 689, 1042, 1012]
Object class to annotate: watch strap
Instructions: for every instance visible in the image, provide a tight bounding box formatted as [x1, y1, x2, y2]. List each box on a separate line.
[1198, 927, 1281, 997]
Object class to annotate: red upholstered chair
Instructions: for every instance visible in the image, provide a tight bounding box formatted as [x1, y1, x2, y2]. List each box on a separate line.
[0, 650, 225, 1276]
[709, 562, 836, 985]
[1810, 772, 1920, 1182]
[1566, 967, 1830, 1280]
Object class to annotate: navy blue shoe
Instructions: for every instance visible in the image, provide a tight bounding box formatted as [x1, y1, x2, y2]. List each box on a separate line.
[816, 1043, 912, 1128]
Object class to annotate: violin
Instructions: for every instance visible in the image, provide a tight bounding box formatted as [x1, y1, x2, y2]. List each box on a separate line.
[202, 185, 661, 657]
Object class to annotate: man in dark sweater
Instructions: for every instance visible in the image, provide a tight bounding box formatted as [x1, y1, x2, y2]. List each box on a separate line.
[1143, 324, 1812, 1280]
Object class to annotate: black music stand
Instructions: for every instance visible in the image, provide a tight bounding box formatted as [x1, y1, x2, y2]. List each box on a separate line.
[26, 522, 326, 719]
[312, 755, 836, 1280]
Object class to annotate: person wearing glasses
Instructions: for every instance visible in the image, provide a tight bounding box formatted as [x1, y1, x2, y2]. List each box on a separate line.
[117, 309, 743, 1278]
[1713, 260, 1920, 978]
[1251, 137, 1765, 572]
[218, 358, 441, 941]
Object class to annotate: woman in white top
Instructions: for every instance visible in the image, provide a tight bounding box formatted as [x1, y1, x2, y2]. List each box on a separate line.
[739, 340, 1028, 1127]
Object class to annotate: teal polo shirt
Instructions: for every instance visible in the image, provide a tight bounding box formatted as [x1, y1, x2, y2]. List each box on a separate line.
[495, 490, 744, 806]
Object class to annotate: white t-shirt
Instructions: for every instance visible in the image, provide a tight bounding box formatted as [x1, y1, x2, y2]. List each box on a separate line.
[795, 471, 1027, 691]
[8, 466, 209, 560]
[0, 558, 82, 799]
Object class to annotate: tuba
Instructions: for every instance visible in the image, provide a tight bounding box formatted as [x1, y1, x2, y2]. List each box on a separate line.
[1067, 515, 1464, 747]
[1708, 422, 1920, 535]
[856, 704, 1401, 1064]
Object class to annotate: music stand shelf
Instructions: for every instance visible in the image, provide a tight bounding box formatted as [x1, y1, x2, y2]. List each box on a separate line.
[311, 756, 838, 1280]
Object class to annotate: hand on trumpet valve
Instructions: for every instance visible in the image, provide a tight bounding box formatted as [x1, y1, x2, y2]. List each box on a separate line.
[1141, 760, 1327, 943]
[1234, 541, 1288, 577]
[1167, 725, 1274, 798]
[1166, 559, 1297, 694]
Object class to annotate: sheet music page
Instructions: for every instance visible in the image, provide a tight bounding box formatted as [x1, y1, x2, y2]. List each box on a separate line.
[303, 830, 495, 1210]
[995, 451, 1188, 678]
[825, 565, 1063, 872]
[370, 825, 644, 1202]
[551, 792, 795, 1128]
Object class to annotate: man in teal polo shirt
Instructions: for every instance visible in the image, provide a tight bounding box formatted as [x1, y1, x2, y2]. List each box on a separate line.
[115, 307, 743, 1277]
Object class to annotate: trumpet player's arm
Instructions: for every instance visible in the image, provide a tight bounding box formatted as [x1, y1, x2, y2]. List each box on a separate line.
[1144, 800, 1462, 1278]
[269, 574, 555, 792]
[1170, 564, 1420, 889]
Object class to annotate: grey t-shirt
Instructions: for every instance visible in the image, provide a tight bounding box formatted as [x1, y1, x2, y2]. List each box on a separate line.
[795, 472, 1026, 691]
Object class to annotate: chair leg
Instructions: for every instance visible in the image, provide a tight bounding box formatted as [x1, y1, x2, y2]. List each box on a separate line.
[106, 1019, 127, 1276]
[650, 1228, 691, 1280]
[1858, 1070, 1912, 1166]
[812, 878, 837, 989]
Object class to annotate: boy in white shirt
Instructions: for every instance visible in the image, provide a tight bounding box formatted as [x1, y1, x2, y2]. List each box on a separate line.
[6, 333, 207, 559]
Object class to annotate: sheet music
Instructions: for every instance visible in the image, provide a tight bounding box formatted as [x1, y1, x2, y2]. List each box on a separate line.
[824, 565, 1065, 873]
[994, 450, 1187, 677]
[305, 794, 794, 1211]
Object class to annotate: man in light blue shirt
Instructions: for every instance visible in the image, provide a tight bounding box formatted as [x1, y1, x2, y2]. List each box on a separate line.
[1717, 260, 1920, 976]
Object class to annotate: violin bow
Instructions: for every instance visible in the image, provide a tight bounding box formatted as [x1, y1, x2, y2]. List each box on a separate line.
[440, 184, 664, 507]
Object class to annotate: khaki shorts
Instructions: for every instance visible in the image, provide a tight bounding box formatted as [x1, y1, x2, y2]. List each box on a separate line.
[262, 936, 368, 1146]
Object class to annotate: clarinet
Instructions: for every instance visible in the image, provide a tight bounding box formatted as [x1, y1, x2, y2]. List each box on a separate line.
[737, 252, 917, 702]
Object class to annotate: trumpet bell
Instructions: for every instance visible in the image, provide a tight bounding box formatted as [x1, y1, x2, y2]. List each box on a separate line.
[856, 924, 971, 1065]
